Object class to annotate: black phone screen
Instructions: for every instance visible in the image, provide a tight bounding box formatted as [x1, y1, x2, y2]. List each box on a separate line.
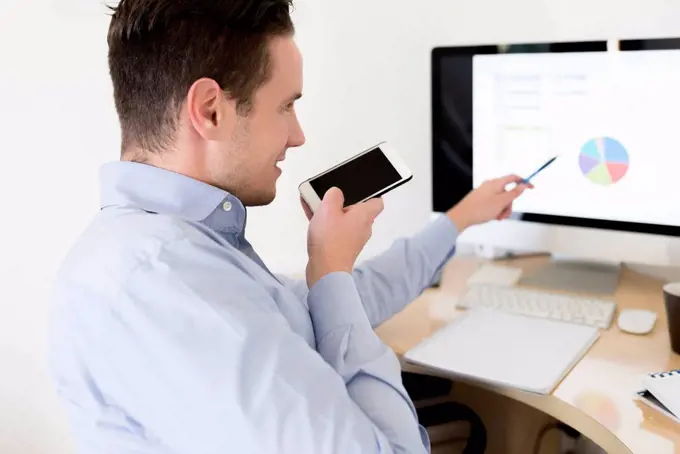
[309, 147, 404, 206]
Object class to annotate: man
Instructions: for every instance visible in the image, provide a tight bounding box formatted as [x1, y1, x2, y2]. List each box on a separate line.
[49, 1, 529, 453]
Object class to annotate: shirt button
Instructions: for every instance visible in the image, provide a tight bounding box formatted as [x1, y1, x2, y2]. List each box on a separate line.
[222, 201, 233, 212]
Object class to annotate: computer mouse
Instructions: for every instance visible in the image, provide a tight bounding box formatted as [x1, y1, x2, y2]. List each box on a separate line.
[617, 309, 657, 335]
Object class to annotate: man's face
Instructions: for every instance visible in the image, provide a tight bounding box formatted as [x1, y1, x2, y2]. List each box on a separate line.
[210, 36, 306, 206]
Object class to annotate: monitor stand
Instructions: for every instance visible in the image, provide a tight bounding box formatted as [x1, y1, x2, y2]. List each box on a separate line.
[517, 254, 622, 295]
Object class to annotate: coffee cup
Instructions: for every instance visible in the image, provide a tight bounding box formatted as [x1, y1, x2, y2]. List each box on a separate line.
[663, 283, 680, 355]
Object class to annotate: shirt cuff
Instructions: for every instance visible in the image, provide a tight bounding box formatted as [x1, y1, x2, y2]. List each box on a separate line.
[412, 214, 459, 268]
[307, 272, 372, 341]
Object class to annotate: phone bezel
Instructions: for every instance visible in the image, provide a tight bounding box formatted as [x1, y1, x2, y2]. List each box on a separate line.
[298, 141, 413, 213]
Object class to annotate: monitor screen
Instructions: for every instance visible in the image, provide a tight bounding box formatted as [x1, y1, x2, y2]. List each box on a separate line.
[432, 39, 680, 237]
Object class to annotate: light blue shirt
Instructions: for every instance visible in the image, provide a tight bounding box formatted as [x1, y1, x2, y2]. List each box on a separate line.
[49, 161, 459, 454]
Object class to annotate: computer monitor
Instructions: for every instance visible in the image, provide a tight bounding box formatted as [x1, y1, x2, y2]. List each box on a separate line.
[432, 38, 680, 293]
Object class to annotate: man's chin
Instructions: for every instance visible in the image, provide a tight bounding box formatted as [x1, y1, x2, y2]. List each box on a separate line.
[240, 190, 276, 207]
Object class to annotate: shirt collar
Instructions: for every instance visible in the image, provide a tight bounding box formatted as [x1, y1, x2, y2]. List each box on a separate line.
[99, 161, 247, 234]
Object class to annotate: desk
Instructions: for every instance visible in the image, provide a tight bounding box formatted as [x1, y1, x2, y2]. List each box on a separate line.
[376, 256, 680, 454]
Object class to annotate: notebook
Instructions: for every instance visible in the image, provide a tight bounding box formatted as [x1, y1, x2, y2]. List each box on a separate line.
[404, 308, 600, 394]
[636, 369, 680, 424]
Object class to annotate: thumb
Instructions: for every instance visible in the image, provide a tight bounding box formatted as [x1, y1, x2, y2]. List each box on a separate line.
[321, 187, 345, 212]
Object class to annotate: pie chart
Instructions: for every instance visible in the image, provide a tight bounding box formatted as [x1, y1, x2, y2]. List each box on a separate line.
[579, 137, 629, 185]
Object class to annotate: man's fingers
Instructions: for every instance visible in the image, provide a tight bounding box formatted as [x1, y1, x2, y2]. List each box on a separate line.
[350, 197, 384, 222]
[364, 197, 385, 219]
[494, 174, 525, 189]
[505, 184, 526, 201]
[497, 205, 512, 220]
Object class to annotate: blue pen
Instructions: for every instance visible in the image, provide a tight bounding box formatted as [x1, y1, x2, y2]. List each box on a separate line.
[522, 156, 558, 183]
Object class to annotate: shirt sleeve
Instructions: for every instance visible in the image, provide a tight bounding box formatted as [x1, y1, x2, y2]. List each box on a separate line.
[87, 236, 429, 454]
[352, 214, 459, 327]
[275, 273, 310, 301]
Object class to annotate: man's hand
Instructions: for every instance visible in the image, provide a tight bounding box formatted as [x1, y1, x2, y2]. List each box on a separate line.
[447, 174, 532, 232]
[303, 188, 384, 287]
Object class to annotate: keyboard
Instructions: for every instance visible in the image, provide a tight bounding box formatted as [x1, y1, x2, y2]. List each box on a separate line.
[455, 284, 617, 329]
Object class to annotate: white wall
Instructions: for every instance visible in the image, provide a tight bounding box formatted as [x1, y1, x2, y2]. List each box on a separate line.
[1, 2, 117, 454]
[248, 0, 680, 273]
[2, 0, 680, 452]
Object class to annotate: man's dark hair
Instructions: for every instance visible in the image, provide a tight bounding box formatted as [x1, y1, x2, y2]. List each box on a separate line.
[107, 0, 295, 155]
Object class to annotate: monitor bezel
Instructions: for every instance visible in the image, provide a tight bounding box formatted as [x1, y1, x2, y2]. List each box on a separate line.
[432, 38, 680, 238]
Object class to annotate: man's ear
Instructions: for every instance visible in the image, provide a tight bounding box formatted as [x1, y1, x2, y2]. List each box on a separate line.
[186, 78, 236, 140]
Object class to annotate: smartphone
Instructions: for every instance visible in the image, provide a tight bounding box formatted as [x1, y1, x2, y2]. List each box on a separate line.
[298, 141, 413, 213]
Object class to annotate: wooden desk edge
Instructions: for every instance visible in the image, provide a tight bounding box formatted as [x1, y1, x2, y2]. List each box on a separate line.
[377, 257, 680, 454]
[399, 359, 633, 454]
